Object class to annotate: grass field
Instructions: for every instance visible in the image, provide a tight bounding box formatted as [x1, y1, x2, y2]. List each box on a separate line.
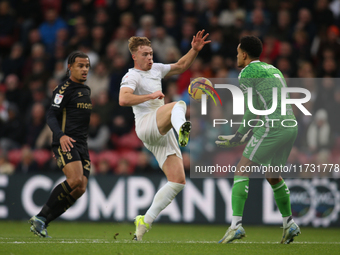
[1, 221, 340, 255]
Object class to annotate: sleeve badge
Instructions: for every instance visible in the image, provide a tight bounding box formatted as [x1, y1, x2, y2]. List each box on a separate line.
[54, 93, 64, 104]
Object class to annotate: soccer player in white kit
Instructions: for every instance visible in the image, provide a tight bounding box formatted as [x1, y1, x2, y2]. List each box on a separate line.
[119, 30, 210, 241]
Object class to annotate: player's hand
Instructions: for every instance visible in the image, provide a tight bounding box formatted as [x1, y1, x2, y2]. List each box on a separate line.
[191, 30, 211, 52]
[60, 135, 76, 152]
[216, 130, 253, 148]
[150, 91, 165, 100]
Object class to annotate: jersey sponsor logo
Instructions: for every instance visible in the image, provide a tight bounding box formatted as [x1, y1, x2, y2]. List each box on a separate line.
[54, 94, 64, 104]
[77, 103, 92, 109]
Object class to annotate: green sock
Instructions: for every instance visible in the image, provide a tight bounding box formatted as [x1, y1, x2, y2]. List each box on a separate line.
[271, 179, 292, 217]
[232, 176, 249, 216]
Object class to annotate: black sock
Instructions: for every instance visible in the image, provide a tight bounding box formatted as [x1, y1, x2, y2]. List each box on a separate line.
[46, 195, 76, 225]
[37, 181, 73, 218]
[37, 204, 51, 219]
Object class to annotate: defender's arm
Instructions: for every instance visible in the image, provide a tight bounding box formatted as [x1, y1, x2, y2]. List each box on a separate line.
[166, 30, 210, 77]
[119, 87, 164, 107]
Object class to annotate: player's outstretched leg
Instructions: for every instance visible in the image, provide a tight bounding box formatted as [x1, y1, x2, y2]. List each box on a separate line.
[218, 225, 246, 244]
[281, 217, 301, 244]
[133, 180, 185, 241]
[29, 216, 50, 238]
[178, 121, 191, 147]
[133, 215, 151, 241]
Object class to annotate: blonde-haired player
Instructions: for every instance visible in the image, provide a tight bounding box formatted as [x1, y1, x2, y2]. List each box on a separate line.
[119, 30, 210, 241]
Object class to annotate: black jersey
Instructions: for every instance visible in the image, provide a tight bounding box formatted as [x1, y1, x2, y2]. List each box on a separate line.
[47, 79, 92, 147]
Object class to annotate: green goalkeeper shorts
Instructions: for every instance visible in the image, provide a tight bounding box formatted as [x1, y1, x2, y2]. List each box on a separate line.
[243, 126, 298, 167]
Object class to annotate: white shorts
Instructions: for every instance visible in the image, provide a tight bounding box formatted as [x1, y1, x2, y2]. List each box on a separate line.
[135, 109, 182, 169]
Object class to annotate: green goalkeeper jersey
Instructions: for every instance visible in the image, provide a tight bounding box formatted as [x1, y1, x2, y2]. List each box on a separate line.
[237, 60, 296, 135]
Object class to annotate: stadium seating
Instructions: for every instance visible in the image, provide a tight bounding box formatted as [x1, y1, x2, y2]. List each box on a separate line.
[111, 130, 143, 150]
[96, 150, 120, 169]
[7, 149, 22, 167]
[33, 149, 51, 167]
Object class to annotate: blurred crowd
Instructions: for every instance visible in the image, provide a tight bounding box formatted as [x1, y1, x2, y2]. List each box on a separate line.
[0, 0, 340, 177]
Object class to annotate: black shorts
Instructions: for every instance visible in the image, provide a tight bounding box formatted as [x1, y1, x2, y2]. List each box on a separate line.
[52, 144, 91, 178]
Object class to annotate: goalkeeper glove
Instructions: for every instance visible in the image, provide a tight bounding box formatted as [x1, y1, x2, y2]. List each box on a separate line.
[215, 129, 253, 148]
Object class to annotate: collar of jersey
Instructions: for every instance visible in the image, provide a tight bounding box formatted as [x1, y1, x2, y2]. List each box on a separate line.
[131, 68, 151, 73]
[239, 60, 261, 74]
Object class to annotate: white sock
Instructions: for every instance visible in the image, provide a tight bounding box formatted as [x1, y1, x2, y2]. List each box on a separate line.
[171, 101, 187, 135]
[231, 216, 243, 229]
[144, 181, 185, 225]
[283, 215, 294, 228]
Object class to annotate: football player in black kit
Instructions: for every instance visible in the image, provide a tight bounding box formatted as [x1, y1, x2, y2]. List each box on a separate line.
[29, 51, 92, 237]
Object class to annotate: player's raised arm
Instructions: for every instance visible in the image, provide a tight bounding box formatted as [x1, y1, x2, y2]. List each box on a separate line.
[166, 30, 211, 77]
[119, 87, 164, 107]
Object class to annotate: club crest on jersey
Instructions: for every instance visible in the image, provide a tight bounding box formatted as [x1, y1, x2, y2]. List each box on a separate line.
[54, 94, 64, 104]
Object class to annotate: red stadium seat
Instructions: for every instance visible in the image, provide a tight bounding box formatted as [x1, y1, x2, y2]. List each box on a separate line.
[112, 130, 143, 150]
[33, 149, 51, 167]
[119, 150, 139, 167]
[97, 150, 120, 169]
[7, 149, 22, 167]
[88, 150, 99, 167]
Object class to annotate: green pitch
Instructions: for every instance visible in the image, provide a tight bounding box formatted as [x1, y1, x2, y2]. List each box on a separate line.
[1, 221, 340, 255]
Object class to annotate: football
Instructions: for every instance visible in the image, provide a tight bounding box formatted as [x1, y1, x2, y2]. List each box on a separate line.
[188, 77, 214, 101]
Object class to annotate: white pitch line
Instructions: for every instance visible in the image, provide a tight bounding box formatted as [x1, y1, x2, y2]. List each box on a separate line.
[1, 240, 340, 244]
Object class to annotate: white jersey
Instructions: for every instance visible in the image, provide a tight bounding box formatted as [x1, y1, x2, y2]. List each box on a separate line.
[120, 63, 171, 121]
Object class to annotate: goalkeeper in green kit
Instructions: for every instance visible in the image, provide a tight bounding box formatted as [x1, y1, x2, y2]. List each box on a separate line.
[216, 36, 301, 244]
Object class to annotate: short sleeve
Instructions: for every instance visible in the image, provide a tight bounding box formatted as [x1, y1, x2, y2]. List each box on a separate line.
[50, 85, 72, 112]
[152, 63, 171, 78]
[120, 72, 139, 91]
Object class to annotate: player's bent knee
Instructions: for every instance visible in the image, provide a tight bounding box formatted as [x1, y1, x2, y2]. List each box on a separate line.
[71, 187, 86, 199]
[177, 179, 186, 185]
[177, 100, 186, 106]
[173, 100, 187, 111]
[68, 177, 83, 189]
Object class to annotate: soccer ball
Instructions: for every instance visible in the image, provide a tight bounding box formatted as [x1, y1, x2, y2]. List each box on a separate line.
[188, 77, 214, 101]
